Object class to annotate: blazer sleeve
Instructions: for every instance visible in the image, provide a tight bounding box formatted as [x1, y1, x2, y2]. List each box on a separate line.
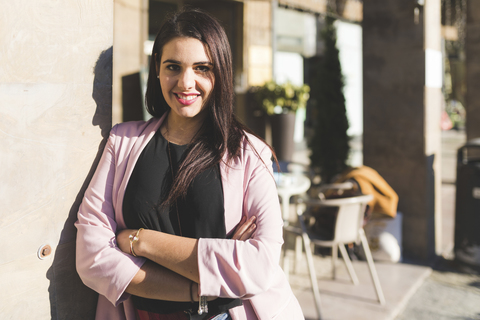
[197, 143, 284, 299]
[75, 125, 146, 306]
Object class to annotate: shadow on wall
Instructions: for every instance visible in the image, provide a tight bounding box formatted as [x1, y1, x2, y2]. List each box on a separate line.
[46, 47, 113, 320]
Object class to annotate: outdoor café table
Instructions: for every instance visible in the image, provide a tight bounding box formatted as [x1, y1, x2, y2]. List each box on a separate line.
[275, 172, 311, 278]
[275, 172, 311, 225]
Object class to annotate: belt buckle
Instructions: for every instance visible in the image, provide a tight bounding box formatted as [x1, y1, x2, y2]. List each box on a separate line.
[184, 311, 210, 320]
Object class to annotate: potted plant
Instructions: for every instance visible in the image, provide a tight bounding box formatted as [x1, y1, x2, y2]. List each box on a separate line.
[251, 81, 310, 162]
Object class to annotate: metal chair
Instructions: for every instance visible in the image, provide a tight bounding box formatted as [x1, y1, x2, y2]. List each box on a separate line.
[306, 193, 385, 299]
[285, 193, 386, 319]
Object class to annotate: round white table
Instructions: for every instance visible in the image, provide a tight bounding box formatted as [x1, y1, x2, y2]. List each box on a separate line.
[276, 172, 311, 284]
[275, 173, 311, 225]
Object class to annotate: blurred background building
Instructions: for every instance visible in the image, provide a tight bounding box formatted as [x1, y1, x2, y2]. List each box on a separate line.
[112, 0, 474, 263]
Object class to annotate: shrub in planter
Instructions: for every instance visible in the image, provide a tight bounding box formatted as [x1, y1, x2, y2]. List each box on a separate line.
[308, 16, 350, 183]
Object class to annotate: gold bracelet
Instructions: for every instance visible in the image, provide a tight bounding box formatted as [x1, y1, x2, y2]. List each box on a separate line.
[128, 228, 144, 257]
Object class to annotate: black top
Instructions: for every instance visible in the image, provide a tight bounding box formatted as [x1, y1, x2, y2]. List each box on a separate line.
[123, 129, 241, 314]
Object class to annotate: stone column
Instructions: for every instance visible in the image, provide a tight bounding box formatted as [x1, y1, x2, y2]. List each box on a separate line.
[466, 0, 480, 140]
[363, 0, 442, 261]
[0, 1, 112, 318]
[244, 1, 273, 88]
[241, 0, 273, 137]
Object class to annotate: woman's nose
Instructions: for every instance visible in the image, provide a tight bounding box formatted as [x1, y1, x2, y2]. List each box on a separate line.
[178, 69, 195, 90]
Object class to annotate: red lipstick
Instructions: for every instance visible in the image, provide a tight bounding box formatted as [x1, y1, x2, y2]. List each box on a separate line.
[174, 93, 199, 105]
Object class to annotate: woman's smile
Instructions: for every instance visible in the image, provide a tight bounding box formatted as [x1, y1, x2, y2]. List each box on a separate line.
[174, 92, 199, 105]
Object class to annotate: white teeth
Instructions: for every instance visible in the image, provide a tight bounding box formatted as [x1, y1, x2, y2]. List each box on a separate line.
[177, 94, 197, 100]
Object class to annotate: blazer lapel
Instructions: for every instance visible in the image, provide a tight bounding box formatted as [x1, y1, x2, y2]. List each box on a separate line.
[115, 115, 165, 229]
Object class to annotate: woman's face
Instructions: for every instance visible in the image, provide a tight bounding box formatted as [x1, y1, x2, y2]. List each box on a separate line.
[157, 37, 214, 123]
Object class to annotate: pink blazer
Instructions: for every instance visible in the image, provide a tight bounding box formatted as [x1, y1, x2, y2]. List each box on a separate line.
[75, 115, 304, 320]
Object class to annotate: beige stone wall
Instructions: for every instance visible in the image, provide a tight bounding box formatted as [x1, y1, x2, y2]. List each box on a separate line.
[0, 1, 113, 318]
[277, 0, 362, 21]
[278, 0, 327, 13]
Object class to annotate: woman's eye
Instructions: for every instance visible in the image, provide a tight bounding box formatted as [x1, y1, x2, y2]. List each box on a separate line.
[196, 65, 211, 72]
[166, 65, 180, 71]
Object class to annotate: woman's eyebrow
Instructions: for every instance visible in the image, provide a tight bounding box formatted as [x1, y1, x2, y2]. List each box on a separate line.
[193, 61, 213, 66]
[162, 59, 181, 64]
[162, 59, 212, 66]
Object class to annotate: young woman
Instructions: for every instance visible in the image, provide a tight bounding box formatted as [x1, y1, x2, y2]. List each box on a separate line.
[75, 8, 304, 320]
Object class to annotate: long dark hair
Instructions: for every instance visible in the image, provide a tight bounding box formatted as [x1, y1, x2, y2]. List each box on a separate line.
[145, 8, 274, 204]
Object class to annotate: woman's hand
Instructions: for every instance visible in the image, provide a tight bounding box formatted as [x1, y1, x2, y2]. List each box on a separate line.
[116, 229, 137, 255]
[231, 215, 256, 241]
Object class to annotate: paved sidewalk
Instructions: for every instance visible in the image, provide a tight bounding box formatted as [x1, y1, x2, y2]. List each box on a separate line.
[395, 258, 480, 320]
[285, 250, 431, 320]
